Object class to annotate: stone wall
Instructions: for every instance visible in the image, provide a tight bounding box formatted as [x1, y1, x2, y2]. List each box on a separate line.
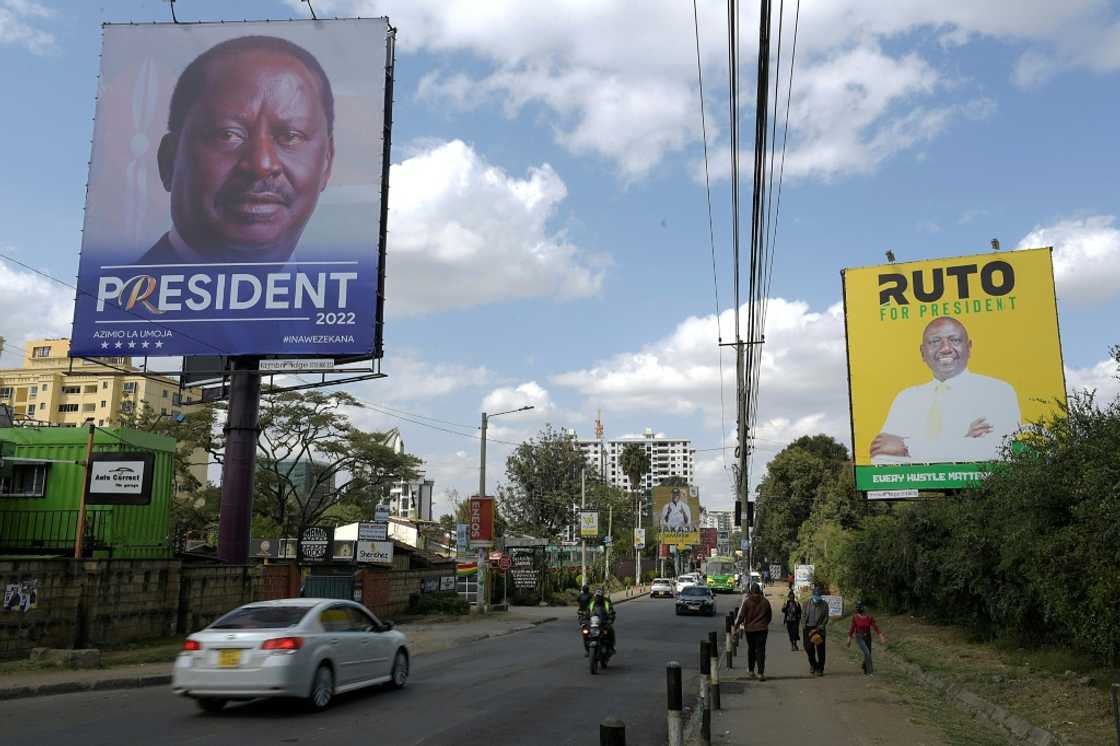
[0, 558, 259, 659]
[176, 564, 259, 635]
[361, 566, 455, 620]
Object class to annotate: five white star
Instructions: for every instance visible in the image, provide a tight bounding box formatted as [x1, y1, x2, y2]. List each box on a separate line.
[155, 341, 163, 349]
[141, 341, 149, 348]
[114, 342, 122, 349]
[128, 341, 136, 348]
[100, 342, 109, 349]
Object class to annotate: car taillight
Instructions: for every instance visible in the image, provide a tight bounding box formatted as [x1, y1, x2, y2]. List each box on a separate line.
[262, 636, 303, 651]
[182, 639, 201, 651]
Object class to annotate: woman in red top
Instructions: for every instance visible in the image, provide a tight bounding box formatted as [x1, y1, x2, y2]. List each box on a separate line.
[847, 603, 886, 675]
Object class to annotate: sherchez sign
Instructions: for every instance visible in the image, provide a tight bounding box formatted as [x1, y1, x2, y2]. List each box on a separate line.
[85, 452, 155, 505]
[356, 540, 393, 565]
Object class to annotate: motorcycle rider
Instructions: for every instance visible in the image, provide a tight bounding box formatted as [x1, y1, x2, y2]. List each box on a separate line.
[588, 589, 616, 654]
[577, 584, 593, 656]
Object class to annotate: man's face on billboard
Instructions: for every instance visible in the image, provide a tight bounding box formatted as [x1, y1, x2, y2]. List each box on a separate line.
[920, 318, 971, 381]
[671, 491, 681, 504]
[159, 49, 334, 257]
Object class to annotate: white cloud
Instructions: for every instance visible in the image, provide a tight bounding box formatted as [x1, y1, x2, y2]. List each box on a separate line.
[313, 1, 1118, 179]
[553, 298, 852, 501]
[1017, 215, 1120, 303]
[1066, 356, 1120, 404]
[0, 257, 72, 366]
[0, 0, 55, 54]
[387, 140, 607, 315]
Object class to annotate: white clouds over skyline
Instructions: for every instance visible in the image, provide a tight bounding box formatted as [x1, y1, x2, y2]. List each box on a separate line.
[0, 0, 56, 55]
[1017, 215, 1120, 304]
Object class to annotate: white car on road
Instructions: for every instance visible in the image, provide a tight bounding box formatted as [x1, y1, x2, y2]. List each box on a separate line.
[172, 598, 410, 713]
[650, 578, 675, 598]
[675, 574, 700, 594]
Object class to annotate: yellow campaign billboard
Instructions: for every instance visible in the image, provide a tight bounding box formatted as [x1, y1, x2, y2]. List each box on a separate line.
[653, 484, 700, 546]
[842, 247, 1066, 494]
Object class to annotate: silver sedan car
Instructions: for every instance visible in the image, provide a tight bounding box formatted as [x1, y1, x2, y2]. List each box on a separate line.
[172, 598, 410, 713]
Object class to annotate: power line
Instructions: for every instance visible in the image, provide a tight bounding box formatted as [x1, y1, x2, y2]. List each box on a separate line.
[692, 0, 731, 475]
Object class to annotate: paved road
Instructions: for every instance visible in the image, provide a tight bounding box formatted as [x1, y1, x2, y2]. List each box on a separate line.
[0, 595, 730, 745]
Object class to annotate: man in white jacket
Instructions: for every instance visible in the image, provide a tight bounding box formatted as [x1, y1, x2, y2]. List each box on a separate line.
[871, 317, 1020, 463]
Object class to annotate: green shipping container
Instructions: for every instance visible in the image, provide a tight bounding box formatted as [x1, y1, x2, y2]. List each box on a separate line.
[0, 427, 176, 558]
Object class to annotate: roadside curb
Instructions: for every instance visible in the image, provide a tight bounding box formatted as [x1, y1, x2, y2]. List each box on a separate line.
[880, 648, 1058, 745]
[461, 615, 560, 645]
[0, 673, 172, 702]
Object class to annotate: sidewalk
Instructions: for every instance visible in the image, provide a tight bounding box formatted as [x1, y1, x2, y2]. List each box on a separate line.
[691, 586, 955, 746]
[0, 586, 647, 701]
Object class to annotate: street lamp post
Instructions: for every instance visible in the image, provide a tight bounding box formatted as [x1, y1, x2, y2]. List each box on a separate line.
[478, 405, 533, 611]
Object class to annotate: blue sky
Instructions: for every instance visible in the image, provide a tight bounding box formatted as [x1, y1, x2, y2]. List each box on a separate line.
[1, 0, 1119, 516]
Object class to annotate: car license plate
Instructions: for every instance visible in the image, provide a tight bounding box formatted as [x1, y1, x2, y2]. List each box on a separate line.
[218, 649, 241, 668]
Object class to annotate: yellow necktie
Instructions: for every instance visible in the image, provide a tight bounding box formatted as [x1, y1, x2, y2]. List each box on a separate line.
[925, 382, 948, 438]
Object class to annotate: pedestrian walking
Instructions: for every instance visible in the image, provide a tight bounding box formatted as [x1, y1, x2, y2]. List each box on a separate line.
[847, 602, 886, 675]
[735, 583, 773, 681]
[802, 584, 830, 676]
[781, 591, 801, 651]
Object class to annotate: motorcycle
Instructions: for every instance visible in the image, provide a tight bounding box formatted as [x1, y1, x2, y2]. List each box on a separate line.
[586, 614, 613, 674]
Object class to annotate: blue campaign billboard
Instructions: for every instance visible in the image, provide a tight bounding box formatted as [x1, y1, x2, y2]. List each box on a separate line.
[70, 18, 389, 358]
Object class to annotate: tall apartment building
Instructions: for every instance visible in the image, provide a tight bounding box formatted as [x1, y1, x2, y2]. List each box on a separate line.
[374, 428, 435, 521]
[0, 338, 184, 427]
[0, 338, 205, 491]
[576, 427, 695, 492]
[699, 508, 734, 532]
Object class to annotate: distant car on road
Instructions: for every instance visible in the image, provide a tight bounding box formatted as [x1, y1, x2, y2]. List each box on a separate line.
[675, 586, 717, 616]
[172, 598, 410, 713]
[748, 571, 763, 590]
[675, 574, 700, 594]
[650, 578, 674, 598]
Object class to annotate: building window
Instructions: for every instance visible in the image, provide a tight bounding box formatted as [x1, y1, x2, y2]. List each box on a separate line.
[100, 401, 106, 408]
[102, 381, 108, 390]
[84, 385, 98, 394]
[0, 387, 10, 398]
[61, 385, 81, 395]
[29, 385, 37, 398]
[32, 346, 50, 358]
[57, 404, 79, 413]
[122, 382, 137, 394]
[172, 393, 181, 406]
[38, 402, 45, 411]
[98, 419, 104, 426]
[82, 403, 96, 412]
[161, 408, 167, 416]
[0, 464, 49, 497]
[121, 401, 134, 413]
[162, 390, 169, 399]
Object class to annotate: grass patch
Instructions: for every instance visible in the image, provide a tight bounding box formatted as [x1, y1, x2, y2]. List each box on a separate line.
[874, 612, 1119, 746]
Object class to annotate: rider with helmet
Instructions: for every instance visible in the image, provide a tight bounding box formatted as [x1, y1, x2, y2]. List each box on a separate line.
[588, 589, 616, 653]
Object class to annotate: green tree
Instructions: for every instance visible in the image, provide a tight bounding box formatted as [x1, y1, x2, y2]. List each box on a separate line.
[619, 442, 650, 494]
[253, 390, 423, 538]
[500, 425, 587, 537]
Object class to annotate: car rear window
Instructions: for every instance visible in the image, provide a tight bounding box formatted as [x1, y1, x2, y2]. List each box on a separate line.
[680, 587, 711, 597]
[653, 579, 670, 584]
[210, 605, 311, 630]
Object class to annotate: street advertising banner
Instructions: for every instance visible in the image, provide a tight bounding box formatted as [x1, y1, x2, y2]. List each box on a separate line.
[356, 540, 392, 565]
[794, 564, 814, 592]
[633, 527, 646, 550]
[71, 18, 391, 358]
[357, 521, 387, 542]
[299, 525, 332, 562]
[85, 452, 156, 505]
[842, 248, 1066, 494]
[653, 484, 700, 546]
[579, 510, 599, 537]
[469, 496, 494, 547]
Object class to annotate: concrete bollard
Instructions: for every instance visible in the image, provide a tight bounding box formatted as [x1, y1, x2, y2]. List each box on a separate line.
[600, 716, 626, 746]
[708, 630, 721, 710]
[667, 661, 684, 746]
[699, 641, 712, 746]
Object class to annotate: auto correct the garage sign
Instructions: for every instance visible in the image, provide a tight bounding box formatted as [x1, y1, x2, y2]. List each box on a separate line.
[85, 452, 155, 505]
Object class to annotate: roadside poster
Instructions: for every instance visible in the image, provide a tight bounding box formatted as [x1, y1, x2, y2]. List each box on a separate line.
[579, 510, 599, 537]
[456, 523, 470, 556]
[439, 576, 456, 591]
[823, 595, 844, 618]
[653, 484, 700, 546]
[358, 521, 388, 541]
[356, 540, 393, 565]
[469, 496, 495, 546]
[299, 526, 332, 562]
[633, 527, 646, 549]
[842, 248, 1066, 493]
[794, 564, 814, 592]
[769, 564, 782, 580]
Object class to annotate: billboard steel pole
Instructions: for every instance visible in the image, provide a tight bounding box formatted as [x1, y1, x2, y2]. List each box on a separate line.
[218, 357, 261, 563]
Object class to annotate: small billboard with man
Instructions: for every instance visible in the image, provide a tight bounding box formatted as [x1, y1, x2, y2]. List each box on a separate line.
[653, 484, 700, 546]
[841, 247, 1066, 494]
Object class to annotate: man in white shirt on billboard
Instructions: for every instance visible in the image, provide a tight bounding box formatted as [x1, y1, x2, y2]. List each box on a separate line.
[660, 487, 693, 531]
[870, 317, 1021, 463]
